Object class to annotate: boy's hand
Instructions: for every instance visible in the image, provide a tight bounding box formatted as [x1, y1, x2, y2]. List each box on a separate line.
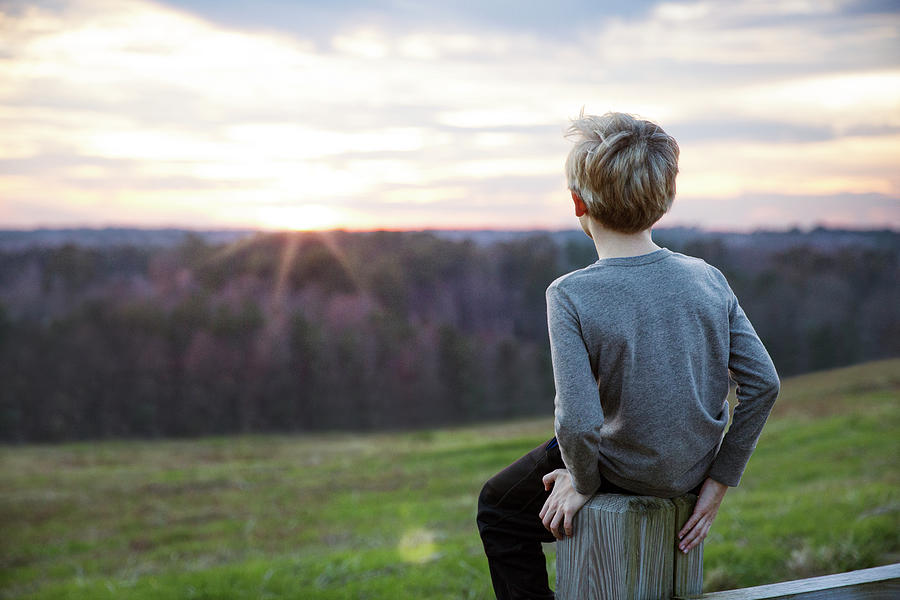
[678, 477, 728, 553]
[539, 468, 591, 540]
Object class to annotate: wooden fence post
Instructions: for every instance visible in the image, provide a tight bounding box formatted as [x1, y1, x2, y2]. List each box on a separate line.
[673, 494, 703, 599]
[555, 493, 704, 600]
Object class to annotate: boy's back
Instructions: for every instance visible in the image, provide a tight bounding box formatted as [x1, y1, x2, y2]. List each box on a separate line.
[547, 248, 779, 499]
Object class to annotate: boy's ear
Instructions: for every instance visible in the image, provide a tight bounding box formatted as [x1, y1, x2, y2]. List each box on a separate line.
[571, 190, 588, 217]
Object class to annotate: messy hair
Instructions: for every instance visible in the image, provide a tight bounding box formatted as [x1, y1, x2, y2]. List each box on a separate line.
[565, 111, 679, 233]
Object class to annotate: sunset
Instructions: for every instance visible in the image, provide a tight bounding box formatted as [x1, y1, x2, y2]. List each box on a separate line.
[2, 0, 898, 231]
[2, 2, 899, 600]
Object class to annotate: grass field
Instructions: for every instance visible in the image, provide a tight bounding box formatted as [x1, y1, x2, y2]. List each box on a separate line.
[2, 359, 899, 599]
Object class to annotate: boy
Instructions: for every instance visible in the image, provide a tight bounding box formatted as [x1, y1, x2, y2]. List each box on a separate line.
[476, 112, 780, 600]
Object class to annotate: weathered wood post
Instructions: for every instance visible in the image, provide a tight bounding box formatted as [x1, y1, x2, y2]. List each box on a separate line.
[673, 494, 703, 598]
[555, 493, 703, 600]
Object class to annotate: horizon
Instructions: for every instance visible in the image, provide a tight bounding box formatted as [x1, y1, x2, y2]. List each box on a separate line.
[3, 222, 898, 236]
[2, 0, 899, 231]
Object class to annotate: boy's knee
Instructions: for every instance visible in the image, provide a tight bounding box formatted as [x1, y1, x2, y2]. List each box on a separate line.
[478, 477, 501, 509]
[477, 479, 500, 532]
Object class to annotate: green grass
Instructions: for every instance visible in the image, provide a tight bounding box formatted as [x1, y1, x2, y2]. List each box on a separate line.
[2, 359, 899, 599]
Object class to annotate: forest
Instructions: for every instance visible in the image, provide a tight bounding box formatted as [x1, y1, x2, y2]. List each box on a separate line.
[0, 227, 897, 442]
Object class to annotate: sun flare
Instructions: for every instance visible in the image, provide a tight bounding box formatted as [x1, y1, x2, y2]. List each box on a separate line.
[255, 204, 344, 231]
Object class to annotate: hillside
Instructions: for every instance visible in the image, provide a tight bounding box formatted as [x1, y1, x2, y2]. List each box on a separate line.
[1, 359, 898, 599]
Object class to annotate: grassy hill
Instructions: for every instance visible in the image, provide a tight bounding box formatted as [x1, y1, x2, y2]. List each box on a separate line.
[2, 359, 898, 599]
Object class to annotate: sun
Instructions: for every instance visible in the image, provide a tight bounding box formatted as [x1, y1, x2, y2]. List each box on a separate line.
[255, 203, 345, 231]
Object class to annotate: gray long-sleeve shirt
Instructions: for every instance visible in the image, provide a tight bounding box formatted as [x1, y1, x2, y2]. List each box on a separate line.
[547, 247, 779, 498]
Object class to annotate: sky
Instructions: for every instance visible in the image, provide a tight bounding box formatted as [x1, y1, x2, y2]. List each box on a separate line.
[1, 0, 899, 231]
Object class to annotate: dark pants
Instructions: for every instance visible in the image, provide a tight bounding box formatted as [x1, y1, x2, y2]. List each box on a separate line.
[476, 437, 639, 600]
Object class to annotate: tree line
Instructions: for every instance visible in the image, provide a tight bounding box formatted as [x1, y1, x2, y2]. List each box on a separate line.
[0, 228, 896, 442]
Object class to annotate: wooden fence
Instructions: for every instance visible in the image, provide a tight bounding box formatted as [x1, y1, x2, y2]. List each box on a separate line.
[555, 493, 899, 600]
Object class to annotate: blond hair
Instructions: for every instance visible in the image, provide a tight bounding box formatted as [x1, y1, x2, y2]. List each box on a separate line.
[565, 111, 679, 233]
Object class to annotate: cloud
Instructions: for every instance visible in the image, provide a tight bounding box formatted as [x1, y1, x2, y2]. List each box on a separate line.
[679, 133, 900, 200]
[663, 192, 900, 230]
[159, 0, 660, 43]
[0, 0, 898, 230]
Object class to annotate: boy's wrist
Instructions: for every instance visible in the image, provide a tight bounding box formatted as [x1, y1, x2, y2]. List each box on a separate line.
[705, 477, 729, 497]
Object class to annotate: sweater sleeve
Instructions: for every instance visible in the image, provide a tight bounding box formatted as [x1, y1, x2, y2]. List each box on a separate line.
[546, 284, 604, 496]
[707, 293, 780, 487]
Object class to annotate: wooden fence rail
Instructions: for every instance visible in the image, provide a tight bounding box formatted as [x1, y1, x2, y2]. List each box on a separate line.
[697, 563, 900, 600]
